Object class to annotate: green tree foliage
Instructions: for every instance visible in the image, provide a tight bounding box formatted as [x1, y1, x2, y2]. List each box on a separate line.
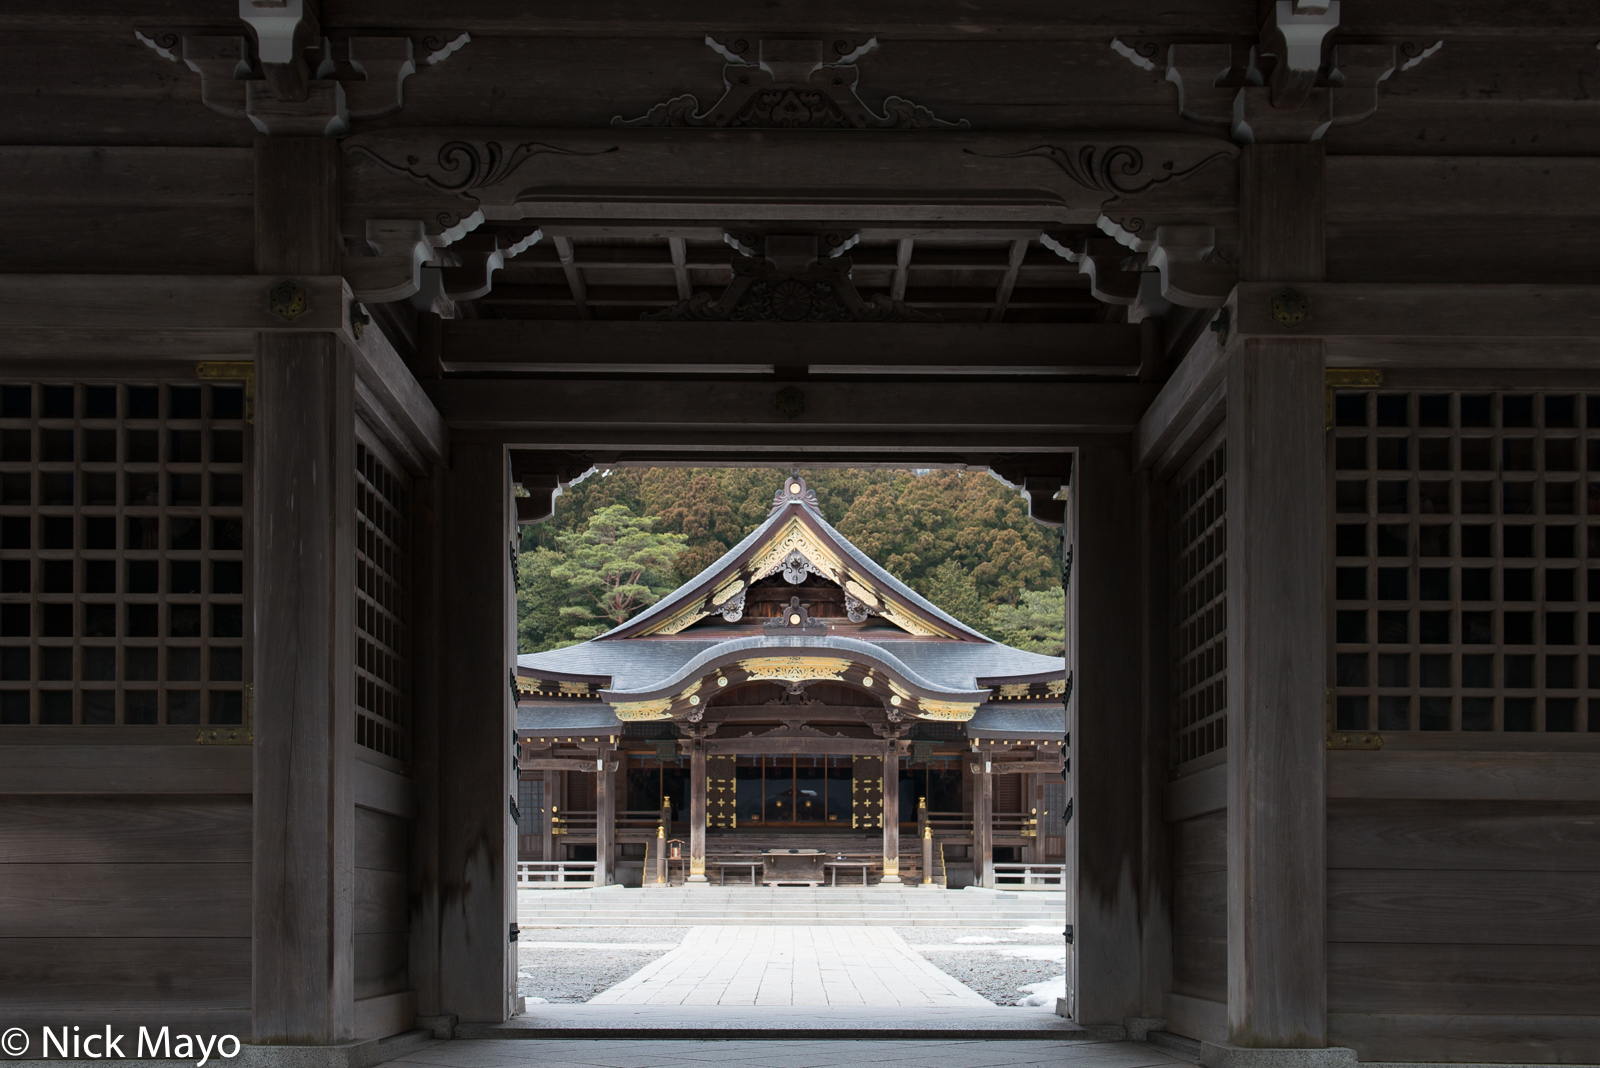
[547, 504, 686, 641]
[985, 587, 1067, 656]
[517, 468, 1063, 655]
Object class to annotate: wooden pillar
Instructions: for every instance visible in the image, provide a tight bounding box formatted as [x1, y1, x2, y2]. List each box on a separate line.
[595, 743, 615, 886]
[540, 769, 555, 862]
[973, 759, 994, 888]
[687, 740, 707, 882]
[919, 798, 933, 886]
[1225, 143, 1328, 1049]
[437, 441, 515, 1023]
[1068, 443, 1145, 1027]
[409, 470, 444, 1018]
[881, 745, 901, 883]
[251, 137, 357, 1046]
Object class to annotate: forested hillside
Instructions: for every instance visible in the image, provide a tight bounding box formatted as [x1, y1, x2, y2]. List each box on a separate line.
[517, 468, 1064, 655]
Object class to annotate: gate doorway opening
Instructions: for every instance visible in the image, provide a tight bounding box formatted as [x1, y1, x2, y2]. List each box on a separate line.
[508, 465, 1071, 1012]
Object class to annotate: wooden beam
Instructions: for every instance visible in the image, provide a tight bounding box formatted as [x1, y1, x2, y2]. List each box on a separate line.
[1328, 751, 1600, 801]
[0, 745, 251, 794]
[668, 236, 692, 300]
[990, 238, 1029, 322]
[352, 318, 448, 472]
[1233, 283, 1600, 339]
[0, 274, 353, 336]
[551, 235, 590, 319]
[428, 379, 1159, 439]
[439, 321, 1142, 376]
[891, 238, 913, 302]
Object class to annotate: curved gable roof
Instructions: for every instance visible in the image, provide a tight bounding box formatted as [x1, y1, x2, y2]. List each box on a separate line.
[600, 474, 991, 642]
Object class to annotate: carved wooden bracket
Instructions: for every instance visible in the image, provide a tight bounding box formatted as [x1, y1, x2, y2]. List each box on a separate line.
[137, 17, 469, 136]
[1114, 1, 1443, 143]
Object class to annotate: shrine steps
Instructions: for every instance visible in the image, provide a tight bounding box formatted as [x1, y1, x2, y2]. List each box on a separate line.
[516, 885, 1067, 927]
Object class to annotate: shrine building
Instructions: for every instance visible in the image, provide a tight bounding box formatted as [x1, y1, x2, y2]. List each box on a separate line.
[513, 474, 1067, 889]
[2, 0, 1599, 1064]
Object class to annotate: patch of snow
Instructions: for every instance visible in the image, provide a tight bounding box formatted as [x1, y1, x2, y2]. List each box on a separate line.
[1016, 975, 1066, 1009]
[1000, 946, 1066, 962]
[1011, 925, 1064, 935]
[953, 936, 1002, 944]
[524, 996, 548, 1004]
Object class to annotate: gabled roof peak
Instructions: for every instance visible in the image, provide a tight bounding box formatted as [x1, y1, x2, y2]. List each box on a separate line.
[771, 471, 820, 515]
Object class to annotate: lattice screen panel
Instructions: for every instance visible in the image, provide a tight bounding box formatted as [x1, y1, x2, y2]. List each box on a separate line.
[1332, 390, 1598, 734]
[355, 439, 410, 761]
[0, 381, 247, 725]
[1172, 440, 1228, 765]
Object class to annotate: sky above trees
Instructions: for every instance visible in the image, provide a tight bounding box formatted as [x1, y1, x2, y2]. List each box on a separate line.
[518, 467, 1064, 655]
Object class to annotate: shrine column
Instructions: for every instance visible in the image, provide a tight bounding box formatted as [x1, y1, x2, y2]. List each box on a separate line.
[1069, 444, 1145, 1027]
[687, 739, 708, 883]
[252, 136, 357, 1045]
[973, 756, 994, 888]
[1226, 143, 1328, 1050]
[595, 742, 615, 885]
[881, 744, 902, 883]
[436, 441, 517, 1022]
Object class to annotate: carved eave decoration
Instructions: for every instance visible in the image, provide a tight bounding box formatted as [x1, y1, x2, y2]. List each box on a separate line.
[614, 36, 968, 130]
[599, 642, 989, 724]
[515, 674, 607, 701]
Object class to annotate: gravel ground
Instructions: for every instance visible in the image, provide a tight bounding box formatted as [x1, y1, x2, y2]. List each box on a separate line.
[516, 931, 685, 1003]
[895, 927, 1066, 1007]
[914, 949, 1065, 1006]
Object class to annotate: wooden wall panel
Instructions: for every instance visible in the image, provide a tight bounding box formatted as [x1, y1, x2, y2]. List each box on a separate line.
[0, 937, 250, 1010]
[1328, 1013, 1600, 1065]
[0, 796, 251, 863]
[1328, 869, 1600, 945]
[1328, 799, 1600, 871]
[0, 33, 249, 147]
[354, 869, 409, 936]
[1329, 943, 1600, 1016]
[355, 805, 410, 872]
[354, 933, 409, 1002]
[0, 864, 251, 938]
[1172, 870, 1227, 1002]
[1172, 809, 1226, 877]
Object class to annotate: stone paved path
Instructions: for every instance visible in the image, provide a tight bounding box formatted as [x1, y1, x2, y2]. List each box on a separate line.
[585, 924, 989, 1007]
[387, 1038, 1190, 1068]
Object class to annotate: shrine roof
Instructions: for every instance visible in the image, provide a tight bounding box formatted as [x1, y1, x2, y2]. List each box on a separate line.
[965, 702, 1068, 740]
[518, 634, 1061, 696]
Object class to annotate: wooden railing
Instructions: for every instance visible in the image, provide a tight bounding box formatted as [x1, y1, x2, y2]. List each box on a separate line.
[516, 860, 598, 887]
[993, 863, 1065, 889]
[548, 809, 596, 836]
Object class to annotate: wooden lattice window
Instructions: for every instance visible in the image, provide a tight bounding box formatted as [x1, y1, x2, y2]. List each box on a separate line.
[0, 381, 247, 726]
[1172, 438, 1228, 765]
[355, 438, 409, 760]
[1332, 390, 1598, 734]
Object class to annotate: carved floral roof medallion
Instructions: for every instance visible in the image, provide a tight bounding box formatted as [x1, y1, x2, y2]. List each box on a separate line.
[268, 279, 309, 321]
[614, 37, 969, 130]
[737, 656, 854, 684]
